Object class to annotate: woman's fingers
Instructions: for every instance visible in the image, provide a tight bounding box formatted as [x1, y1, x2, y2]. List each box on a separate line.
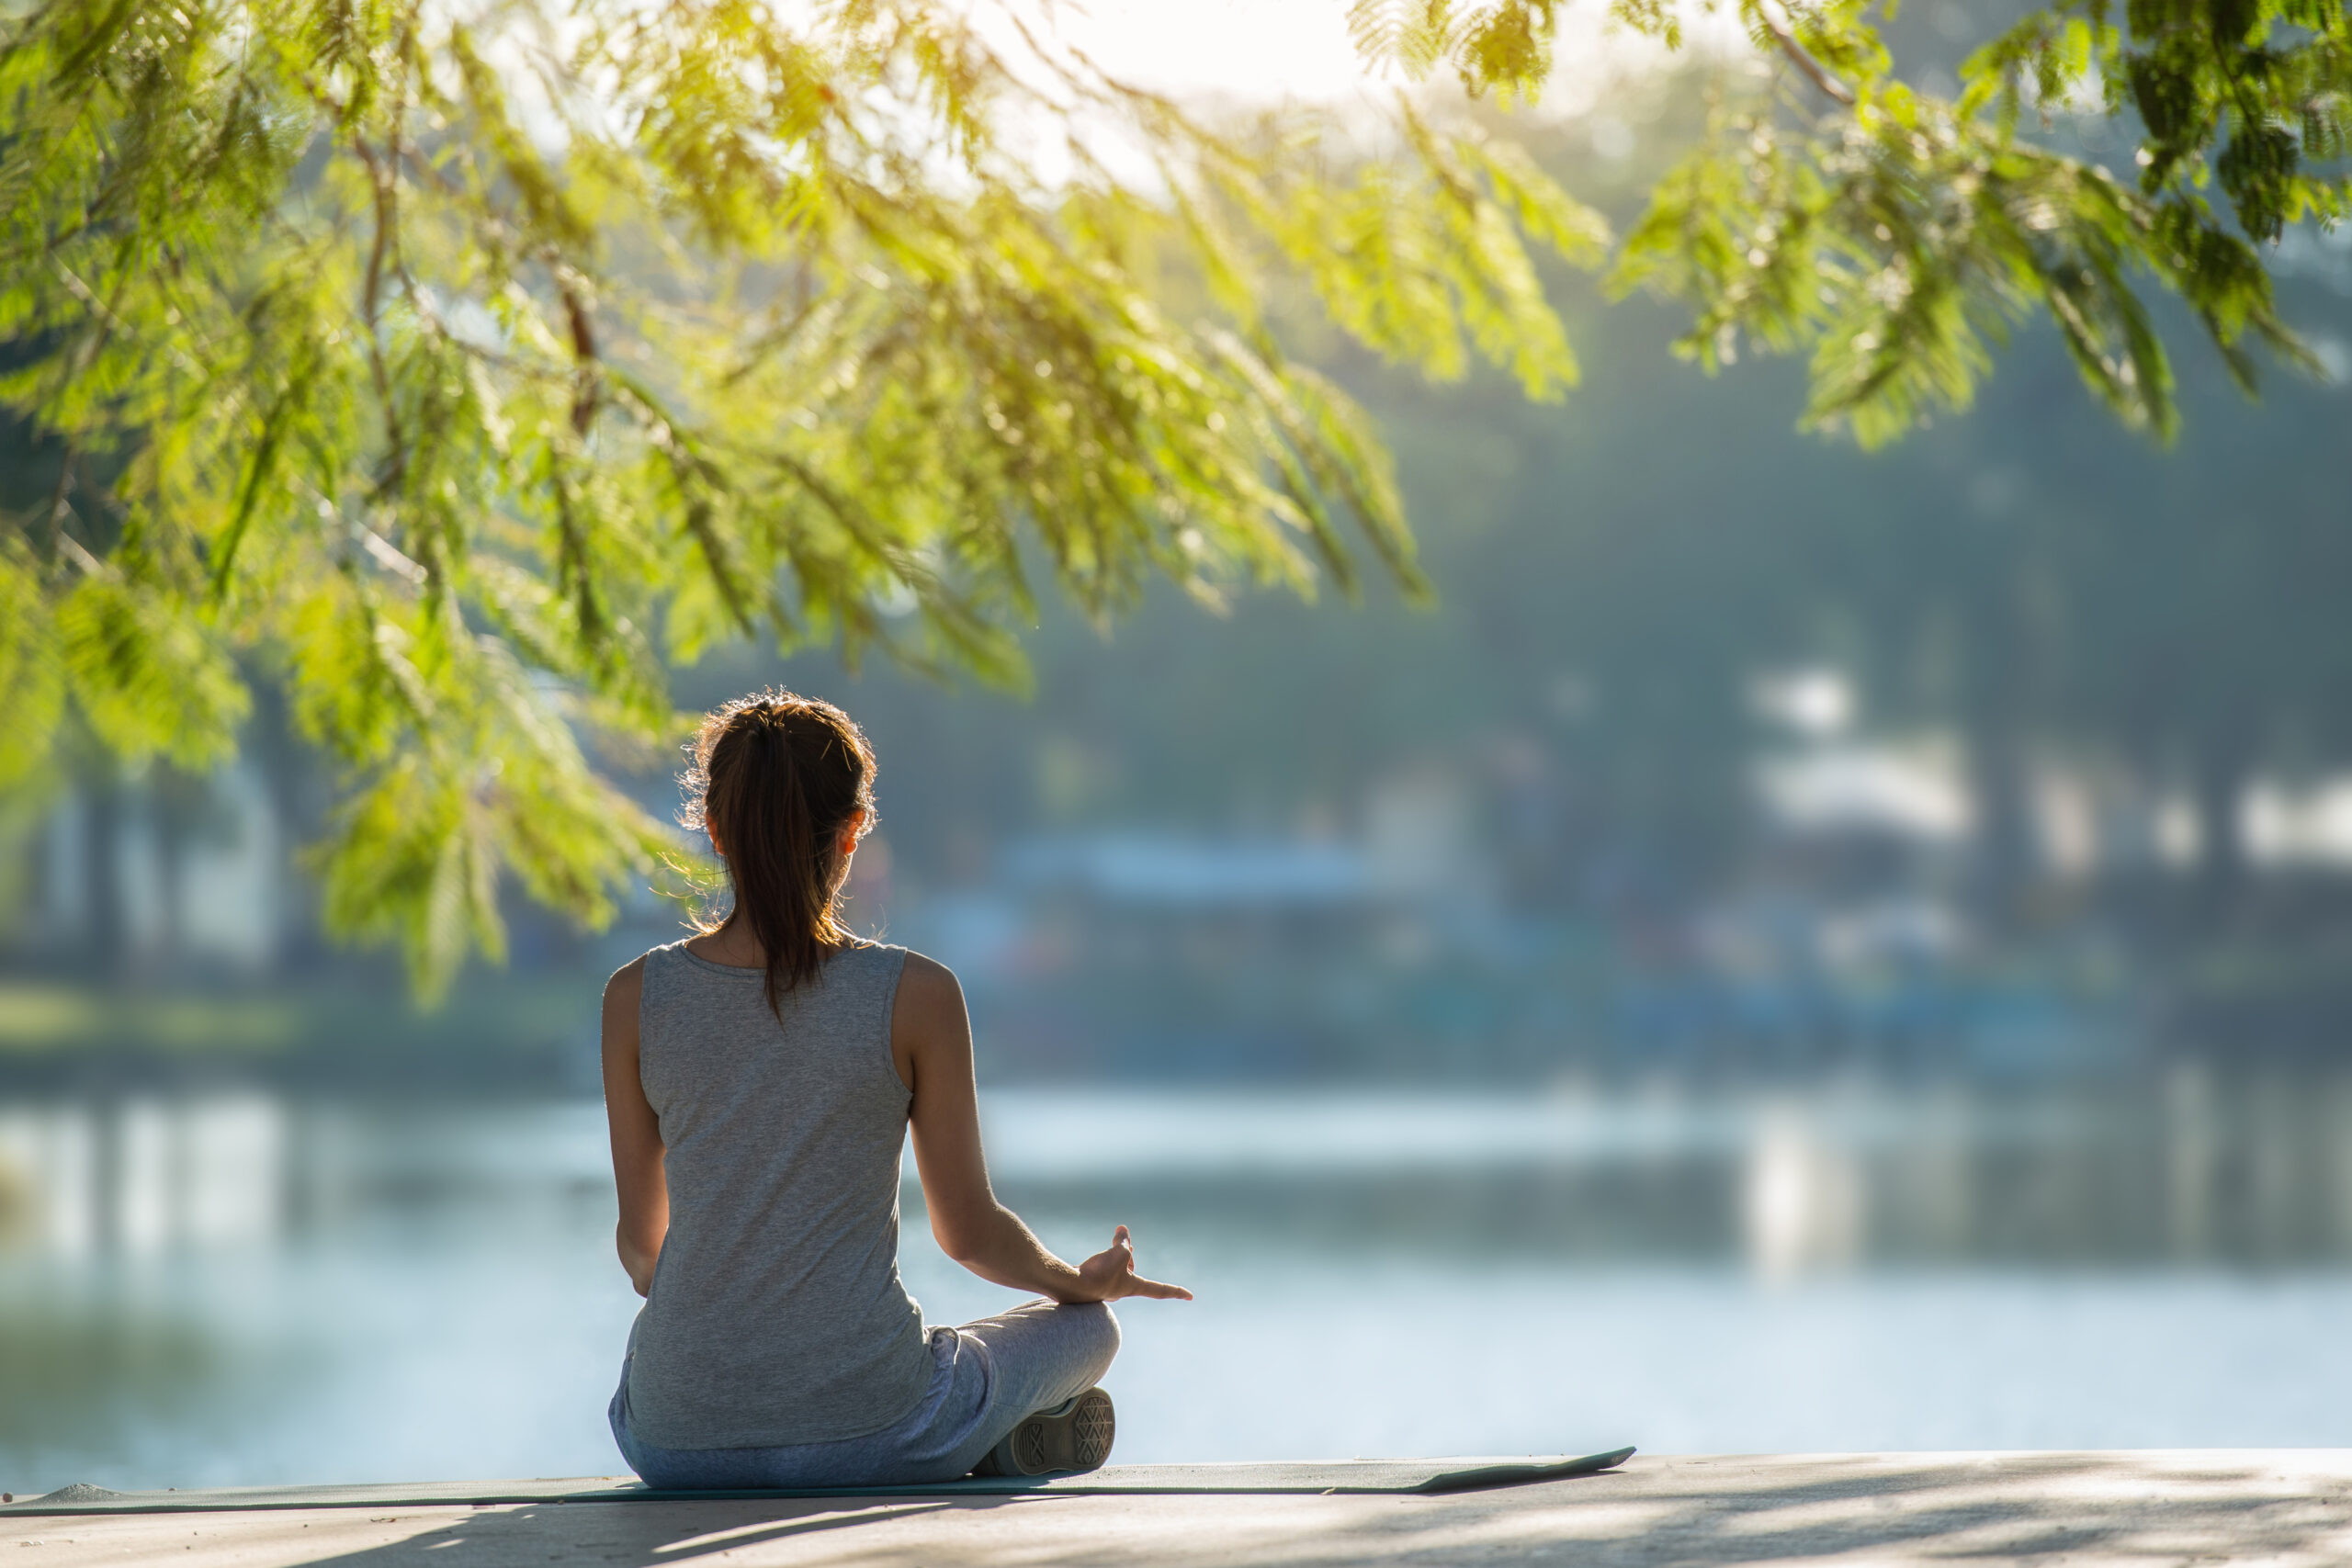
[1097, 1224, 1189, 1300]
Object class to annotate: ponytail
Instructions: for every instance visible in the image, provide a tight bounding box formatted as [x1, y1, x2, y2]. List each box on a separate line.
[682, 690, 877, 1014]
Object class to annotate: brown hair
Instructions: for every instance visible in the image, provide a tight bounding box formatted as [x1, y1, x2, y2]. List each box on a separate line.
[681, 689, 877, 1013]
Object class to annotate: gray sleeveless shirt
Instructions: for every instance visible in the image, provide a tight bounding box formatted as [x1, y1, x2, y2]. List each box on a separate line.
[624, 939, 931, 1450]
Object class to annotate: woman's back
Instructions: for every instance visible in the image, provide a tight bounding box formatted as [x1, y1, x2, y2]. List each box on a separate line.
[624, 939, 930, 1450]
[605, 688, 1182, 1487]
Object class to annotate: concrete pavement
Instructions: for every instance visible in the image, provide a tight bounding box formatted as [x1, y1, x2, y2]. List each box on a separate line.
[15, 1451, 2352, 1566]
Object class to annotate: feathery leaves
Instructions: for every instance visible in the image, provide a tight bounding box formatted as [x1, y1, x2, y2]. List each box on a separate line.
[0, 0, 1598, 996]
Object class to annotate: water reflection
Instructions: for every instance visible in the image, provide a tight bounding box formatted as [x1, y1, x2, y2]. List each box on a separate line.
[5, 1076, 2352, 1491]
[6, 1076, 2352, 1270]
[0, 1097, 285, 1256]
[1746, 1104, 1865, 1280]
[0, 1098, 616, 1258]
[974, 1073, 2352, 1270]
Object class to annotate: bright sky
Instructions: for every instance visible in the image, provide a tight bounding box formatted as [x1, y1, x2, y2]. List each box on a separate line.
[1018, 0, 1747, 117]
[1049, 0, 1408, 103]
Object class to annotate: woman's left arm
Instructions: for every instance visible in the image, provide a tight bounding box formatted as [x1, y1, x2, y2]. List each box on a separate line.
[898, 953, 1189, 1303]
[603, 958, 669, 1297]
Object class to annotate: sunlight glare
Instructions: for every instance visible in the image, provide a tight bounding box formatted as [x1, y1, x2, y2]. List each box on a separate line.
[1029, 0, 1746, 114]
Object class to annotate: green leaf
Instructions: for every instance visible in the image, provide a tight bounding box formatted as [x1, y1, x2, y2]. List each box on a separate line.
[0, 540, 64, 790]
[57, 576, 249, 768]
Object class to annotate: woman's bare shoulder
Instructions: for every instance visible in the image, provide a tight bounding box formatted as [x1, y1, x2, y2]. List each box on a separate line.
[895, 949, 962, 997]
[891, 951, 967, 1028]
[603, 953, 649, 1014]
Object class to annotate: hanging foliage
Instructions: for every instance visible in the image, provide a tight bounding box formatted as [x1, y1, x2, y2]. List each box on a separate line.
[1, 0, 2337, 993]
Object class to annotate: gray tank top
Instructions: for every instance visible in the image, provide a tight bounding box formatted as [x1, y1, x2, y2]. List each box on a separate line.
[624, 939, 930, 1450]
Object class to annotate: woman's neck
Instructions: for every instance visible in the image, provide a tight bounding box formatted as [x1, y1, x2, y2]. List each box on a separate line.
[684, 917, 850, 969]
[685, 920, 765, 968]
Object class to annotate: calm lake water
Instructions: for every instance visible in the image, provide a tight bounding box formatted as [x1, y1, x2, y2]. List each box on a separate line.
[5, 1074, 2352, 1494]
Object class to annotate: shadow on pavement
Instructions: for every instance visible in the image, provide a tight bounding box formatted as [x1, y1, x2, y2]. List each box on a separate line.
[187, 1452, 2352, 1568]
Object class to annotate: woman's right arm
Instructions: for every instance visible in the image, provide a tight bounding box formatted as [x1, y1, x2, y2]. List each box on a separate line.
[897, 953, 1190, 1304]
[603, 958, 669, 1297]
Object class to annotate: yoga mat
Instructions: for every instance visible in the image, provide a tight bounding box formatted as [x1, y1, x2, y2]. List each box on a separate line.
[2, 1449, 1635, 1513]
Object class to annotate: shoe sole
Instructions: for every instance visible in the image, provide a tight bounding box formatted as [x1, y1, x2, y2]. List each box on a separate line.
[1003, 1386, 1115, 1476]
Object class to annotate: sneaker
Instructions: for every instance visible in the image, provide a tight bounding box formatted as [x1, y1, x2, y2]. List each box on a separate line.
[974, 1386, 1115, 1477]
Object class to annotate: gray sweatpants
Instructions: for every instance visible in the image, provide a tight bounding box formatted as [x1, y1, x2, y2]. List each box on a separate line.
[610, 1300, 1120, 1489]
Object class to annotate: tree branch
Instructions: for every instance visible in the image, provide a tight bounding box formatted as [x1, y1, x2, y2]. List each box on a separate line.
[1759, 3, 1857, 106]
[40, 435, 81, 567]
[353, 133, 412, 501]
[558, 269, 601, 436]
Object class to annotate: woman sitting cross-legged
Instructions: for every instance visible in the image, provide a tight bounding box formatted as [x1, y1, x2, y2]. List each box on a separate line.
[602, 689, 1190, 1490]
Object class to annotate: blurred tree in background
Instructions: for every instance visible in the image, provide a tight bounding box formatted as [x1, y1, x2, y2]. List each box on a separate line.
[0, 0, 2340, 992]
